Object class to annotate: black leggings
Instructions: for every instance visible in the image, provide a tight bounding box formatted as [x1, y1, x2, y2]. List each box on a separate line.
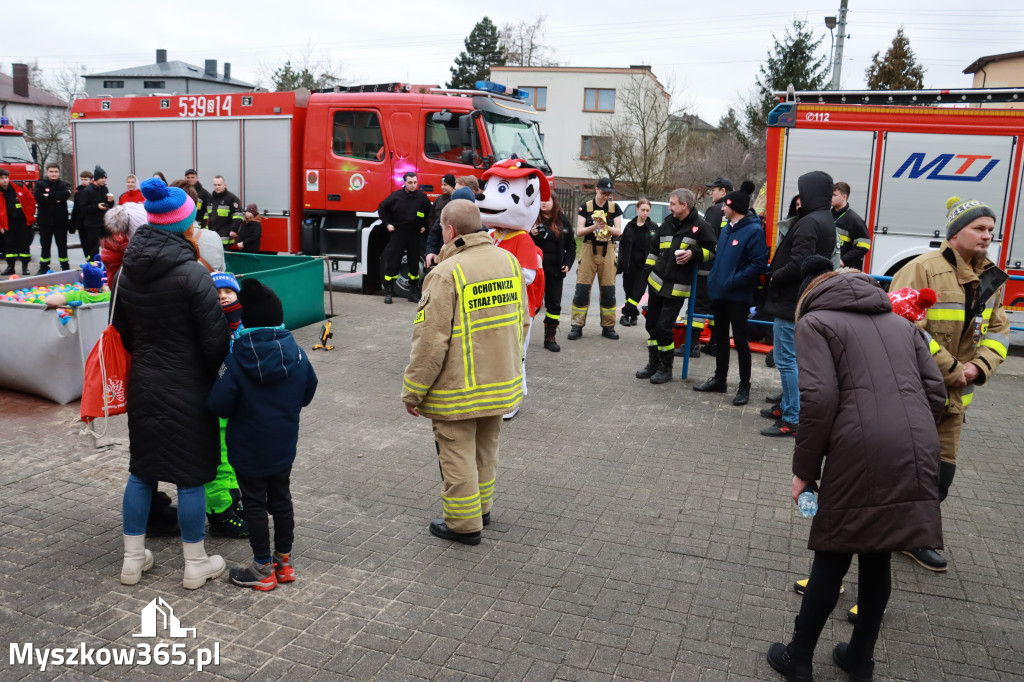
[621, 268, 646, 317]
[798, 551, 891, 660]
[711, 299, 752, 383]
[236, 469, 294, 561]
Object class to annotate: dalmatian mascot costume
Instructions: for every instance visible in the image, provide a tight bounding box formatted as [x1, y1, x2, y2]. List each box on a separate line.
[477, 158, 547, 420]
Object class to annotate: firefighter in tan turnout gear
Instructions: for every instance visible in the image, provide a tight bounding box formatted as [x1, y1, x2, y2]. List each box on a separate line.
[569, 177, 623, 340]
[402, 199, 528, 545]
[890, 195, 1011, 572]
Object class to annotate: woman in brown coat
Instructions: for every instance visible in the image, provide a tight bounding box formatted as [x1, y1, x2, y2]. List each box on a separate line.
[768, 260, 946, 682]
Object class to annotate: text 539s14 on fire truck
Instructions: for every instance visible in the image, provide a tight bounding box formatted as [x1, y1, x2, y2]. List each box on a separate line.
[69, 81, 552, 296]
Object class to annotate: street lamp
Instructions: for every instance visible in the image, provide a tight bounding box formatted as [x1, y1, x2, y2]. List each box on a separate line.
[825, 16, 837, 90]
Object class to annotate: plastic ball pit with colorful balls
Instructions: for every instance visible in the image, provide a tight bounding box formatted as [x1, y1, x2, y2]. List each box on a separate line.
[0, 283, 85, 306]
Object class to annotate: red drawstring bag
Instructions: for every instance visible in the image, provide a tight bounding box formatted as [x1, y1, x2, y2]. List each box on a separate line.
[81, 273, 131, 435]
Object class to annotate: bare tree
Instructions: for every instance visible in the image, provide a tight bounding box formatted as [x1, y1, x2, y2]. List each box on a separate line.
[580, 74, 678, 199]
[258, 43, 347, 91]
[500, 17, 559, 67]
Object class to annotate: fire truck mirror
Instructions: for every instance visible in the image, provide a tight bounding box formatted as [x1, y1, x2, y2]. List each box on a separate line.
[431, 110, 453, 124]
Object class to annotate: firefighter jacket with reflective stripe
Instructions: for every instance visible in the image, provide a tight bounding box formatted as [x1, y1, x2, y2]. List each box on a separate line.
[0, 181, 35, 232]
[207, 190, 243, 238]
[645, 210, 716, 300]
[832, 204, 871, 270]
[402, 231, 527, 420]
[890, 241, 1010, 416]
[378, 187, 431, 231]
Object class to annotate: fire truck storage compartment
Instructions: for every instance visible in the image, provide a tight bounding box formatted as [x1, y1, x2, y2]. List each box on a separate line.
[73, 121, 131, 183]
[0, 271, 108, 405]
[134, 121, 193, 176]
[777, 128, 874, 230]
[1011, 159, 1024, 270]
[222, 252, 324, 330]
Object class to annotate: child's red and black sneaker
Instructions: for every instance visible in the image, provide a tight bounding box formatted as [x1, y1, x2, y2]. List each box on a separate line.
[229, 560, 277, 591]
[273, 551, 295, 583]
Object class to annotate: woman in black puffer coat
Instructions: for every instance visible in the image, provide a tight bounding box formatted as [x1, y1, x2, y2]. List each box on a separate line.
[112, 177, 230, 590]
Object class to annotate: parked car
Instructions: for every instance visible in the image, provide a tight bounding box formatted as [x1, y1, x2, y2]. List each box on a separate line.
[618, 200, 671, 225]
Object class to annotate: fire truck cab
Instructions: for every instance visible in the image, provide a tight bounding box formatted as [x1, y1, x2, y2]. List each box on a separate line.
[70, 83, 549, 295]
[0, 117, 40, 185]
[765, 88, 1024, 311]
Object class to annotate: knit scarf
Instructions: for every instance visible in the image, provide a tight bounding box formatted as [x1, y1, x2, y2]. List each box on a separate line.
[222, 300, 243, 335]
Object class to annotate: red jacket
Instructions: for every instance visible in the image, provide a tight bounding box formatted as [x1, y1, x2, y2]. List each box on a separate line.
[492, 230, 545, 317]
[0, 181, 36, 233]
[119, 189, 144, 204]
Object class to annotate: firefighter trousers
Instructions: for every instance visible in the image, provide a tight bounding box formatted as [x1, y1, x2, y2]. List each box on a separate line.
[38, 221, 69, 267]
[937, 412, 964, 466]
[3, 221, 32, 263]
[571, 241, 617, 328]
[644, 292, 686, 353]
[621, 268, 647, 317]
[383, 227, 422, 282]
[433, 416, 502, 533]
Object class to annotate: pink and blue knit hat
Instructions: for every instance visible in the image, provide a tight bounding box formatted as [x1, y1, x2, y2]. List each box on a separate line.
[140, 177, 196, 233]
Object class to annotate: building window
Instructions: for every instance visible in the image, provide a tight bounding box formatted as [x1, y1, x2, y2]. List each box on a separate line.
[144, 80, 166, 89]
[584, 88, 615, 113]
[103, 80, 124, 89]
[332, 110, 385, 161]
[520, 86, 547, 110]
[580, 135, 612, 160]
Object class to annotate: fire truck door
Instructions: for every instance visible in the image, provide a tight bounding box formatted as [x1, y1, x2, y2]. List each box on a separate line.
[324, 109, 389, 209]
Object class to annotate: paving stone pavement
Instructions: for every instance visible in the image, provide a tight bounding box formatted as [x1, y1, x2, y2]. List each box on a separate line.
[1, 288, 1022, 682]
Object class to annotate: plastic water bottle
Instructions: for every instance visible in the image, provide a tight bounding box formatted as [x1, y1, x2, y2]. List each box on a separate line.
[797, 486, 818, 518]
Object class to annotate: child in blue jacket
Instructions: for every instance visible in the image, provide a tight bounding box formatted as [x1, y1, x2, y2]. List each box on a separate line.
[207, 278, 318, 590]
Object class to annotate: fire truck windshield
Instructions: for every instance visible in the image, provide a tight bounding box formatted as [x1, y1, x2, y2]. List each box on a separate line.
[482, 112, 550, 174]
[0, 134, 33, 164]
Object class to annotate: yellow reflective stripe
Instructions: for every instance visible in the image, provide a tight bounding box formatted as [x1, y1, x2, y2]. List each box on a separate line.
[428, 376, 521, 397]
[384, 274, 398, 281]
[545, 311, 559, 321]
[626, 298, 639, 306]
[658, 343, 674, 352]
[854, 240, 872, 250]
[444, 507, 482, 518]
[419, 388, 523, 415]
[453, 265, 475, 388]
[572, 305, 588, 314]
[928, 339, 941, 355]
[647, 339, 658, 347]
[681, 237, 697, 246]
[701, 248, 712, 261]
[926, 308, 965, 321]
[961, 386, 974, 407]
[443, 497, 481, 509]
[648, 273, 663, 291]
[469, 312, 521, 334]
[600, 306, 616, 313]
[403, 376, 428, 394]
[839, 234, 851, 244]
[982, 307, 993, 321]
[645, 256, 656, 266]
[980, 338, 1008, 358]
[659, 238, 672, 247]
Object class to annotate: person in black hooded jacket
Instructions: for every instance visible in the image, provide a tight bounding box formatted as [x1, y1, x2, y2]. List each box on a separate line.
[112, 177, 230, 591]
[759, 170, 837, 437]
[617, 198, 658, 327]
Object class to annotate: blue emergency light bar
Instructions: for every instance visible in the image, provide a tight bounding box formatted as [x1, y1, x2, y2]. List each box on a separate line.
[0, 117, 10, 126]
[475, 81, 530, 100]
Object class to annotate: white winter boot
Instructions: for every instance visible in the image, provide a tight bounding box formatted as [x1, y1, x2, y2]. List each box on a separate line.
[181, 540, 226, 590]
[121, 534, 154, 585]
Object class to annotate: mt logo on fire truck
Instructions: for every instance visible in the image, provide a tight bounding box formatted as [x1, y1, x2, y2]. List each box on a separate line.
[892, 153, 1000, 182]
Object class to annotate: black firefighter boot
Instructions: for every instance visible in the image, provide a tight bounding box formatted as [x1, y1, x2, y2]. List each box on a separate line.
[635, 346, 659, 379]
[408, 278, 421, 303]
[20, 257, 31, 276]
[767, 617, 815, 682]
[1, 259, 15, 276]
[650, 350, 674, 384]
[543, 320, 560, 352]
[383, 282, 394, 304]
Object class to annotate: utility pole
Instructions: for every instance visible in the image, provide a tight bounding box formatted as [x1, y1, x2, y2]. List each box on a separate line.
[831, 0, 849, 90]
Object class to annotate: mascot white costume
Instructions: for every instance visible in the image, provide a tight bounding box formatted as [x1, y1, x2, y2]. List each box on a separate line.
[477, 159, 547, 420]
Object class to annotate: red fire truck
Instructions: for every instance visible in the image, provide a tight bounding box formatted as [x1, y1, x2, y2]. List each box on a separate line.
[765, 88, 1024, 310]
[69, 83, 550, 293]
[0, 117, 40, 185]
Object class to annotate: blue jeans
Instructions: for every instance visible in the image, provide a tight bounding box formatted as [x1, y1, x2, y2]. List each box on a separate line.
[773, 318, 799, 424]
[123, 474, 206, 542]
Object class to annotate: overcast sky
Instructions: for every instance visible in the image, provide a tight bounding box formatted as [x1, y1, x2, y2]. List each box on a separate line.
[4, 1, 1022, 125]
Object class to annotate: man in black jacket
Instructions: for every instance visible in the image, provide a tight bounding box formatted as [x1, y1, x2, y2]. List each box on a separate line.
[379, 172, 431, 303]
[635, 188, 717, 384]
[688, 176, 732, 358]
[78, 165, 113, 260]
[33, 164, 73, 273]
[185, 169, 213, 226]
[831, 181, 871, 270]
[759, 170, 837, 437]
[207, 175, 243, 243]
